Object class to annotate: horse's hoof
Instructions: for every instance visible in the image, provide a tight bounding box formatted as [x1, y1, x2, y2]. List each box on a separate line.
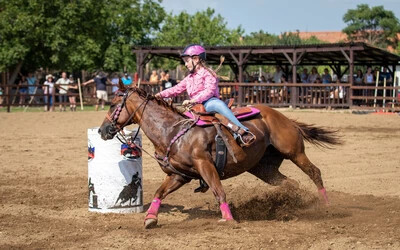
[218, 218, 237, 224]
[144, 218, 158, 229]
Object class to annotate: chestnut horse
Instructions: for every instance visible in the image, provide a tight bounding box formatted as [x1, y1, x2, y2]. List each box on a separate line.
[99, 83, 340, 228]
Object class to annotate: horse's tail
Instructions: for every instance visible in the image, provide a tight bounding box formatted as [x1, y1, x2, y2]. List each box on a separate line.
[292, 120, 342, 148]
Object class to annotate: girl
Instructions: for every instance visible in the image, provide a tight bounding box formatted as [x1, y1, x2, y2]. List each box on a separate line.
[155, 44, 255, 147]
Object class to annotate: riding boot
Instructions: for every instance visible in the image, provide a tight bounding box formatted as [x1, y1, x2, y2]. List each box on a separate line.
[237, 128, 256, 147]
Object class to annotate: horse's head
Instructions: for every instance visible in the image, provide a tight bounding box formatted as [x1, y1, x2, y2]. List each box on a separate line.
[98, 80, 149, 140]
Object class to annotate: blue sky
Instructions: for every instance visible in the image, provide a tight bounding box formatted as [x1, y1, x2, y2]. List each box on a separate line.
[161, 0, 400, 35]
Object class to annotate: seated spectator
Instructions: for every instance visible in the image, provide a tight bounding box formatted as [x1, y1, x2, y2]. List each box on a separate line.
[300, 68, 309, 83]
[307, 67, 320, 83]
[149, 70, 159, 83]
[122, 73, 132, 86]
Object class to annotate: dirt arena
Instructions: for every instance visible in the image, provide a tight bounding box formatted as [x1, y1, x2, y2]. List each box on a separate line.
[1, 109, 399, 249]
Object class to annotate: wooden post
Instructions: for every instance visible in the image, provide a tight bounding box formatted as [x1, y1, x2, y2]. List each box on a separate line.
[291, 52, 297, 108]
[373, 71, 380, 109]
[382, 78, 387, 110]
[238, 52, 243, 107]
[78, 78, 84, 110]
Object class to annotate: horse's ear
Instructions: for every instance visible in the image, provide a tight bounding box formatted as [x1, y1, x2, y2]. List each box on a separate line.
[118, 78, 125, 91]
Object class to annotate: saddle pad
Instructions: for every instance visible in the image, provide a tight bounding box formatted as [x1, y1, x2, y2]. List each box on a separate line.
[183, 107, 260, 127]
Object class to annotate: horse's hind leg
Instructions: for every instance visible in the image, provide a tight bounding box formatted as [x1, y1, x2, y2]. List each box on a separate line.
[290, 152, 329, 204]
[144, 174, 188, 229]
[247, 146, 296, 186]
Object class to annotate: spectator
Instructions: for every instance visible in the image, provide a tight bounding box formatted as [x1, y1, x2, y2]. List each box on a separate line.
[321, 68, 332, 83]
[160, 71, 177, 90]
[0, 86, 3, 108]
[67, 75, 78, 111]
[379, 67, 392, 83]
[149, 70, 159, 83]
[273, 66, 283, 83]
[43, 74, 55, 112]
[55, 72, 70, 111]
[27, 72, 37, 97]
[111, 73, 120, 93]
[354, 69, 363, 85]
[18, 74, 28, 107]
[82, 71, 109, 111]
[300, 68, 309, 83]
[307, 67, 320, 83]
[122, 73, 132, 86]
[363, 67, 374, 85]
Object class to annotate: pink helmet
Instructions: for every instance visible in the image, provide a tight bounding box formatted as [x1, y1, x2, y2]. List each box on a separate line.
[180, 44, 206, 60]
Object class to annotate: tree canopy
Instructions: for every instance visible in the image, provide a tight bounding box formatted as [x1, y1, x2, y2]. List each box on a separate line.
[342, 4, 400, 48]
[0, 0, 165, 81]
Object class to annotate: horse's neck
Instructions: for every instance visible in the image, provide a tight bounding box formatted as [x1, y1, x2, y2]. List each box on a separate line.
[138, 101, 184, 152]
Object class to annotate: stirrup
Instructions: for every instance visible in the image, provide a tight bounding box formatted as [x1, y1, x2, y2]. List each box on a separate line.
[237, 131, 256, 147]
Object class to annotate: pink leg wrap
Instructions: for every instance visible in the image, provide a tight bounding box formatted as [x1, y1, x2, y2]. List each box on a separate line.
[146, 198, 161, 219]
[220, 202, 233, 220]
[318, 188, 329, 204]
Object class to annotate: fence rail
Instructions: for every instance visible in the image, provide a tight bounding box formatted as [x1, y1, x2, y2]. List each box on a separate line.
[1, 81, 399, 112]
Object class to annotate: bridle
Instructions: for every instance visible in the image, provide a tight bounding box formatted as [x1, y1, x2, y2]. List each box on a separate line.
[106, 88, 150, 134]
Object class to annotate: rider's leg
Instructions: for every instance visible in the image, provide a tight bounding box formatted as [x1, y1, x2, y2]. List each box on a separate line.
[203, 97, 256, 146]
[203, 97, 248, 131]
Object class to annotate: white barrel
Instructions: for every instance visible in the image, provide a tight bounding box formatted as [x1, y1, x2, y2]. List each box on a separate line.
[88, 127, 143, 213]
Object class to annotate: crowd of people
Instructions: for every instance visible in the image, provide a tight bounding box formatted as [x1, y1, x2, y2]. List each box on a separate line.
[0, 66, 396, 110]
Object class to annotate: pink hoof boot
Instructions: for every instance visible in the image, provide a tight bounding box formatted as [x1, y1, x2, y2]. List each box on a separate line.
[318, 188, 329, 205]
[219, 202, 234, 221]
[144, 198, 161, 229]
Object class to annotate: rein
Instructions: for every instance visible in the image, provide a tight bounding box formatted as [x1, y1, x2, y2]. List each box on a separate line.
[107, 88, 199, 180]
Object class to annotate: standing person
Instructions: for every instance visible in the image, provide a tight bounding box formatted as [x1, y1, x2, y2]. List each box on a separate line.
[307, 67, 320, 83]
[149, 70, 159, 83]
[300, 68, 309, 83]
[0, 86, 3, 108]
[18, 74, 28, 107]
[43, 74, 55, 112]
[111, 73, 120, 93]
[82, 71, 109, 111]
[160, 71, 177, 90]
[67, 74, 78, 111]
[122, 73, 132, 87]
[273, 66, 283, 83]
[155, 44, 256, 146]
[55, 72, 70, 111]
[27, 72, 37, 102]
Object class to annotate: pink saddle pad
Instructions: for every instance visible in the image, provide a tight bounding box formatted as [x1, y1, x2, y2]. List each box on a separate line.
[184, 107, 260, 126]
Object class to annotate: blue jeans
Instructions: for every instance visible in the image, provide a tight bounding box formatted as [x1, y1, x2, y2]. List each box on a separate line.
[203, 97, 248, 131]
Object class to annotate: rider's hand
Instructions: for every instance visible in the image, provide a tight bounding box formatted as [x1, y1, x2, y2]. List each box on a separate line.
[182, 100, 193, 106]
[155, 93, 161, 99]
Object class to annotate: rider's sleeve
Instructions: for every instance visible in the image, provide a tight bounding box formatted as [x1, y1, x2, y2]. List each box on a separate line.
[191, 73, 218, 104]
[159, 77, 187, 98]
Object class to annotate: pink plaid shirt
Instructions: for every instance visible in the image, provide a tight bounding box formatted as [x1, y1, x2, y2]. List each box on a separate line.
[159, 67, 219, 104]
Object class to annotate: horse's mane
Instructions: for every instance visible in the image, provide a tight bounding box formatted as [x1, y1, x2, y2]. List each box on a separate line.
[132, 87, 184, 116]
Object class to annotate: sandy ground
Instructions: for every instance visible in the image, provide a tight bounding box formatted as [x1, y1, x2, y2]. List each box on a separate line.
[0, 110, 399, 249]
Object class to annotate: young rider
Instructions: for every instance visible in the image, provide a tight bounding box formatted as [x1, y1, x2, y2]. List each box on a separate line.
[155, 44, 256, 146]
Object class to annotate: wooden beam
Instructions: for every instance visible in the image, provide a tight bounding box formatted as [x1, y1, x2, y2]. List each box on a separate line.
[283, 52, 293, 65]
[340, 48, 351, 63]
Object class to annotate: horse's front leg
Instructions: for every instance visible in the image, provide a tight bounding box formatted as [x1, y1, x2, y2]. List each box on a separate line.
[144, 174, 188, 229]
[193, 158, 234, 222]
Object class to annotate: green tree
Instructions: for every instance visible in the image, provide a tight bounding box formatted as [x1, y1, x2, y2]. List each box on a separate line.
[0, 0, 165, 84]
[154, 8, 243, 46]
[342, 4, 400, 48]
[240, 30, 278, 46]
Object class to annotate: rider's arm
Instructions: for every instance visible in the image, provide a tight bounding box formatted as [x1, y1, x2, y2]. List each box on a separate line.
[158, 77, 187, 98]
[190, 72, 218, 104]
